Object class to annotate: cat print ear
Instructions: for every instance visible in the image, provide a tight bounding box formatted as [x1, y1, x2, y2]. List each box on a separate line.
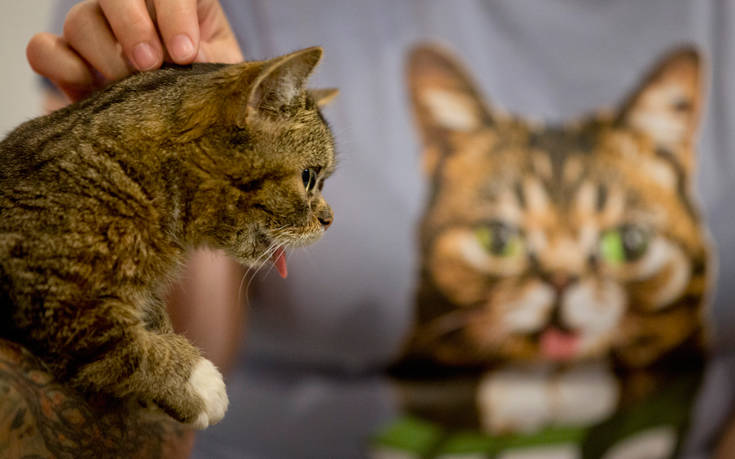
[245, 46, 323, 122]
[407, 44, 494, 137]
[309, 88, 339, 107]
[617, 47, 704, 169]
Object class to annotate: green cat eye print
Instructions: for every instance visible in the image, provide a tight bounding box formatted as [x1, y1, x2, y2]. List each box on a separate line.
[600, 225, 649, 264]
[476, 223, 524, 257]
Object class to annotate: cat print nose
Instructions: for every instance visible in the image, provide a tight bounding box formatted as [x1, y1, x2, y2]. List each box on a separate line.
[548, 272, 576, 294]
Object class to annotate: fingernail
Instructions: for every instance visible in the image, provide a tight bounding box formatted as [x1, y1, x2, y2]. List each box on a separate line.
[171, 34, 195, 62]
[133, 42, 158, 71]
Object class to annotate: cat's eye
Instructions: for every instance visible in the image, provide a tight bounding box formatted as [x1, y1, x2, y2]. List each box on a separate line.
[475, 222, 524, 258]
[302, 168, 317, 192]
[599, 224, 649, 265]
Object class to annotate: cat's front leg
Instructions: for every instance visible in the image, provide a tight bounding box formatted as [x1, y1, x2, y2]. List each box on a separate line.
[68, 303, 228, 429]
[476, 361, 619, 434]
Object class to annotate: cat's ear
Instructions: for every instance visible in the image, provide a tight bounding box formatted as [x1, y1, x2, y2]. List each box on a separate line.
[244, 46, 323, 123]
[309, 88, 339, 107]
[407, 44, 494, 138]
[617, 47, 704, 167]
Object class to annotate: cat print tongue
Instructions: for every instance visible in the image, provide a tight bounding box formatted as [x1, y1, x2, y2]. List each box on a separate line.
[539, 328, 579, 361]
[272, 247, 288, 279]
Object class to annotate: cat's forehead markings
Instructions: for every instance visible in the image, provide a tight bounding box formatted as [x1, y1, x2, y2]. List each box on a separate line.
[574, 181, 598, 216]
[522, 177, 550, 213]
[563, 156, 584, 184]
[497, 190, 524, 223]
[639, 155, 678, 190]
[530, 151, 553, 181]
[609, 132, 679, 191]
[599, 187, 626, 226]
[534, 230, 588, 274]
[513, 181, 526, 210]
[612, 132, 642, 161]
[595, 184, 609, 212]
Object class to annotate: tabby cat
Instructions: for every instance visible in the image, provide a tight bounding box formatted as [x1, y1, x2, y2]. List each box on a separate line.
[383, 44, 711, 457]
[0, 47, 337, 429]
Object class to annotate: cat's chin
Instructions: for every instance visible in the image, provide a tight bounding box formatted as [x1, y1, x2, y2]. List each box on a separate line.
[282, 230, 325, 248]
[228, 228, 324, 274]
[228, 242, 289, 278]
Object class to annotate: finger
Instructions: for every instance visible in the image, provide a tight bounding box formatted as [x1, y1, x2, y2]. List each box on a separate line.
[26, 32, 97, 102]
[63, 1, 136, 81]
[153, 0, 200, 64]
[195, 0, 243, 63]
[43, 89, 72, 114]
[198, 36, 243, 64]
[98, 0, 163, 71]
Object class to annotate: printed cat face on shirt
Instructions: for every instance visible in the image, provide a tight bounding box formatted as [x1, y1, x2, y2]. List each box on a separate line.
[406, 44, 712, 369]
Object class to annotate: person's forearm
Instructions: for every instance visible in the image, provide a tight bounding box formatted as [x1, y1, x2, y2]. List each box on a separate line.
[166, 249, 246, 374]
[0, 338, 194, 458]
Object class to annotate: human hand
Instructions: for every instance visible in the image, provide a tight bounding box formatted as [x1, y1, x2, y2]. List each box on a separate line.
[26, 0, 243, 102]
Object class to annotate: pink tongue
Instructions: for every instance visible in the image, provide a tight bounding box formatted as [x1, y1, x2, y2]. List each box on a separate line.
[272, 247, 288, 279]
[539, 328, 579, 361]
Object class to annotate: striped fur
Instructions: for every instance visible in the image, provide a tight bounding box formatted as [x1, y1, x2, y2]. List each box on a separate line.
[0, 47, 337, 427]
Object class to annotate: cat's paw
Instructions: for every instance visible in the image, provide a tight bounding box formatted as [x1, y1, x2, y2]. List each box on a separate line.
[187, 358, 229, 429]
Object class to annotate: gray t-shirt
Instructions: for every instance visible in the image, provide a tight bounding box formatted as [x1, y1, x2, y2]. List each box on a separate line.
[48, 1, 735, 457]
[224, 0, 735, 363]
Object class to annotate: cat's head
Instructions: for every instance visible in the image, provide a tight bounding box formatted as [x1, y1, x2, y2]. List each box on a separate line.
[122, 47, 338, 268]
[406, 45, 711, 369]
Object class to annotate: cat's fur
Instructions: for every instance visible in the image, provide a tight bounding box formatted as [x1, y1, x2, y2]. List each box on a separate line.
[391, 44, 711, 437]
[0, 47, 337, 428]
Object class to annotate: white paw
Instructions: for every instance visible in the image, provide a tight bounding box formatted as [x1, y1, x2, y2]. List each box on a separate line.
[477, 362, 619, 436]
[187, 358, 229, 429]
[553, 362, 618, 426]
[477, 365, 553, 434]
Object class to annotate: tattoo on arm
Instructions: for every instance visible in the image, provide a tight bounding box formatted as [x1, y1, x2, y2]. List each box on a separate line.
[0, 339, 192, 459]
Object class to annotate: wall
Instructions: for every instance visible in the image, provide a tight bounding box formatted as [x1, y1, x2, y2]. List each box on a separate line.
[0, 2, 55, 136]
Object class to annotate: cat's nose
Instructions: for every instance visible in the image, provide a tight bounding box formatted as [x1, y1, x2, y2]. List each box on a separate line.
[547, 272, 576, 294]
[318, 209, 333, 229]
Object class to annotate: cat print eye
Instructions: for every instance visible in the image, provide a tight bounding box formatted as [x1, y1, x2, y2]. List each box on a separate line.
[475, 222, 525, 258]
[302, 168, 317, 192]
[599, 224, 650, 265]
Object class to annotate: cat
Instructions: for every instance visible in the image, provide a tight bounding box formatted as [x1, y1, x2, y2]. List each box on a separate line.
[381, 44, 712, 457]
[0, 46, 338, 429]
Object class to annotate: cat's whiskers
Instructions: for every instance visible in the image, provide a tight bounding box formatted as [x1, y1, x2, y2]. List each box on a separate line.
[240, 239, 288, 303]
[243, 243, 282, 297]
[236, 270, 249, 306]
[243, 240, 280, 282]
[258, 246, 285, 280]
[238, 246, 273, 304]
[238, 240, 282, 305]
[412, 307, 486, 351]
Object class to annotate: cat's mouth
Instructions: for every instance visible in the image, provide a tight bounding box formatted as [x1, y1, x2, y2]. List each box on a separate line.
[538, 327, 580, 361]
[270, 246, 288, 279]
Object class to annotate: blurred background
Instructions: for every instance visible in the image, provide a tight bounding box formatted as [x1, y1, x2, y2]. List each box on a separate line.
[0, 2, 53, 136]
